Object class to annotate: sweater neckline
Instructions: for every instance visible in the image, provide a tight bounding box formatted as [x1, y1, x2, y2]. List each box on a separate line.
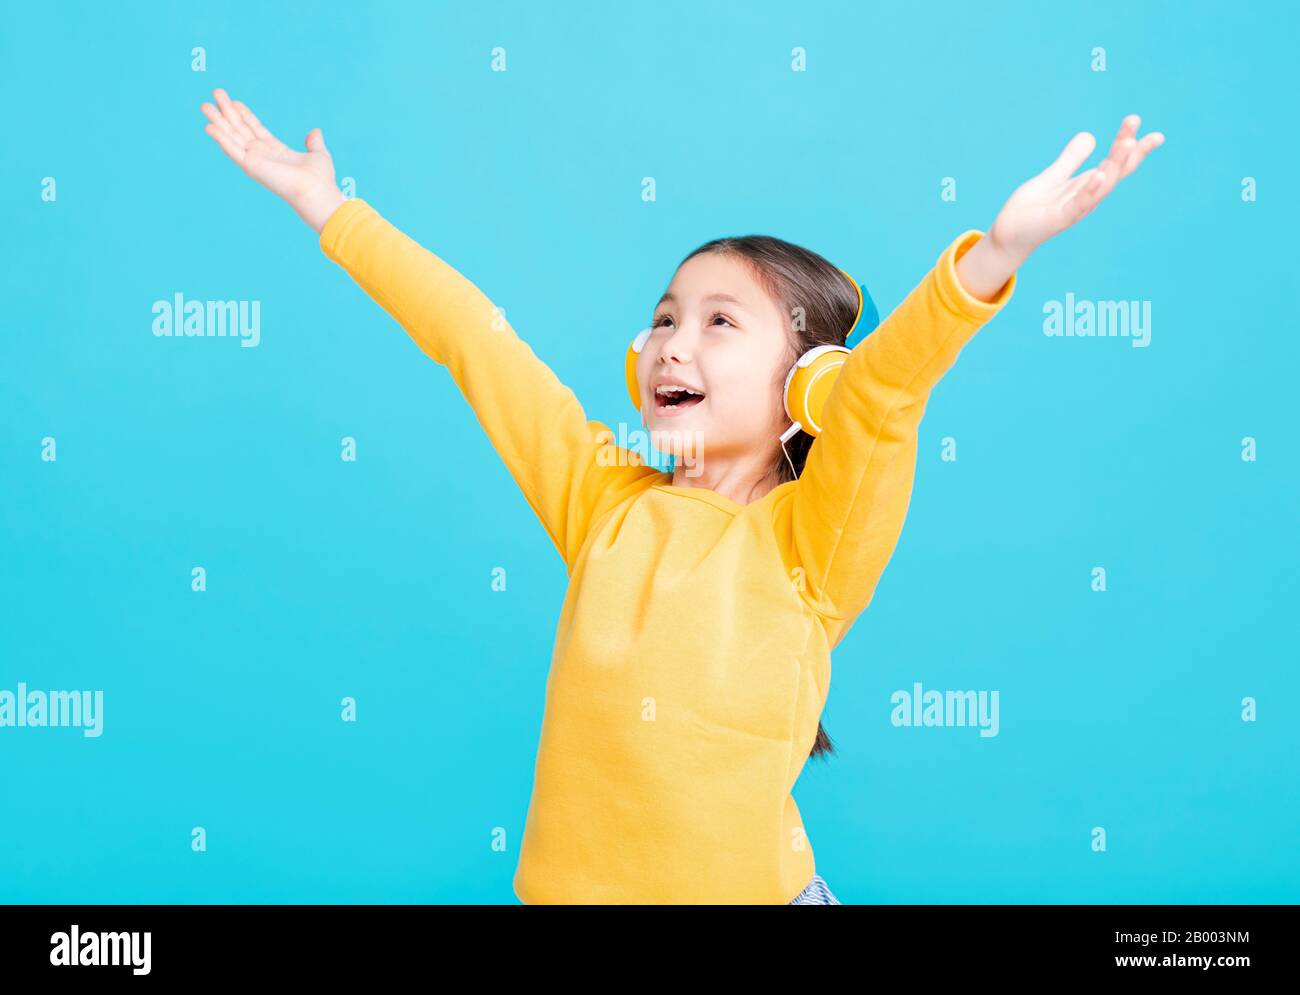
[649, 482, 742, 515]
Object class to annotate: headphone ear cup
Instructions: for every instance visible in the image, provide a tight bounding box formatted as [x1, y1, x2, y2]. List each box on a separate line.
[626, 344, 642, 411]
[626, 327, 653, 411]
[784, 347, 851, 438]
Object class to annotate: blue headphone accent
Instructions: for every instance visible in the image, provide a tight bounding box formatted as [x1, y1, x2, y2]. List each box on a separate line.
[842, 274, 880, 348]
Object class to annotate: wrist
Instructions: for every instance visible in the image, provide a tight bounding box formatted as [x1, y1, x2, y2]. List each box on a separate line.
[954, 228, 1022, 303]
[986, 221, 1033, 271]
[296, 184, 346, 235]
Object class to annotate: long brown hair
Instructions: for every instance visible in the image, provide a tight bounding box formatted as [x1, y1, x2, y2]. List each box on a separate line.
[676, 234, 862, 761]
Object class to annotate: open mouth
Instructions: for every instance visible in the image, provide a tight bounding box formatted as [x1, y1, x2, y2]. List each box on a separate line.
[653, 385, 706, 416]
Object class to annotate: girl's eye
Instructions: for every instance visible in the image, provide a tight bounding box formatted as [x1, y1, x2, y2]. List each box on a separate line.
[650, 312, 734, 328]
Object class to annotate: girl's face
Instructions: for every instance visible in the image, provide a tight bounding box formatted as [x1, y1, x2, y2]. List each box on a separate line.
[640, 252, 792, 466]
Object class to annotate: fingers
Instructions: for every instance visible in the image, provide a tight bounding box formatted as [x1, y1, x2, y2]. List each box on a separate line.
[203, 121, 246, 166]
[1062, 161, 1122, 224]
[305, 127, 326, 153]
[1104, 114, 1165, 180]
[1095, 136, 1137, 194]
[1096, 115, 1140, 177]
[199, 101, 230, 136]
[1045, 131, 1097, 182]
[1049, 115, 1165, 188]
[232, 99, 272, 141]
[201, 102, 244, 153]
[1112, 113, 1141, 149]
[200, 88, 283, 168]
[1054, 114, 1165, 225]
[212, 88, 255, 143]
[1120, 131, 1165, 178]
[1059, 166, 1097, 200]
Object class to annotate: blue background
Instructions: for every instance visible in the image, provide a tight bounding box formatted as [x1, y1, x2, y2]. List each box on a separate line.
[2, 0, 1296, 903]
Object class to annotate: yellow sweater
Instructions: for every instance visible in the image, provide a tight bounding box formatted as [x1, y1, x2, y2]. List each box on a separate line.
[319, 199, 1016, 903]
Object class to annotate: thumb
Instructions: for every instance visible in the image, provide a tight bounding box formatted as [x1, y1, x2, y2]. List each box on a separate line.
[1044, 131, 1095, 182]
[305, 127, 327, 153]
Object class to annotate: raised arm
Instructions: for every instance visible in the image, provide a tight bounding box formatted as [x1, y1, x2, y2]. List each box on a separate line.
[317, 199, 660, 568]
[778, 232, 1015, 648]
[778, 115, 1164, 648]
[200, 88, 661, 570]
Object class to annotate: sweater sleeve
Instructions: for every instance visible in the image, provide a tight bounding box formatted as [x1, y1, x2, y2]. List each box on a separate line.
[318, 198, 661, 572]
[777, 230, 1016, 649]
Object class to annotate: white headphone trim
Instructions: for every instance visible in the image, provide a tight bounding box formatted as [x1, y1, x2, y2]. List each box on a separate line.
[781, 345, 851, 422]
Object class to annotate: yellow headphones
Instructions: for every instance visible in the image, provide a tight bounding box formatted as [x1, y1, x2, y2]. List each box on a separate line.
[626, 268, 878, 443]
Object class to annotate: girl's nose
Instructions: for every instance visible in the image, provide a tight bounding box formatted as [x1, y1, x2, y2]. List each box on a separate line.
[655, 325, 699, 365]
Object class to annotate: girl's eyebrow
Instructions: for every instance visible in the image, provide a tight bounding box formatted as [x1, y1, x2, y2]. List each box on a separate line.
[656, 292, 747, 308]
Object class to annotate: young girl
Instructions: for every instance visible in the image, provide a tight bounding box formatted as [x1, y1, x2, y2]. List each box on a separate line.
[201, 89, 1161, 905]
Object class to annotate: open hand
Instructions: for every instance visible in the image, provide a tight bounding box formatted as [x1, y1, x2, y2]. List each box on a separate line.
[989, 115, 1165, 264]
[200, 88, 345, 233]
